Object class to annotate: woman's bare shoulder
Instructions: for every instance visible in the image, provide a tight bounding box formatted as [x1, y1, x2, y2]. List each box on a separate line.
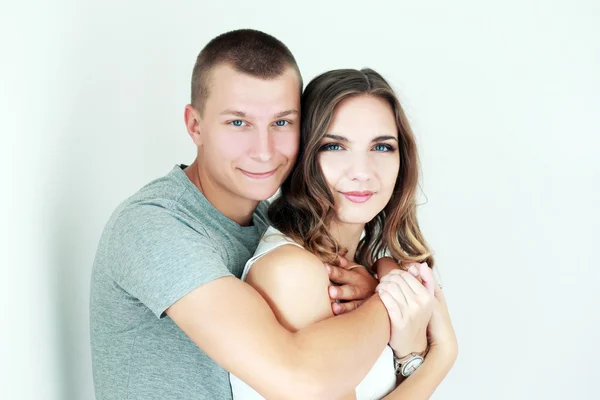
[246, 244, 334, 331]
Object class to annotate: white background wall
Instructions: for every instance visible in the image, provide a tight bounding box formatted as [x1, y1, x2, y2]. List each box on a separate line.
[2, 1, 598, 399]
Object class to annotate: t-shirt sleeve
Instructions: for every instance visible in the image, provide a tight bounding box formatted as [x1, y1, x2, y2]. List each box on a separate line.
[107, 203, 232, 318]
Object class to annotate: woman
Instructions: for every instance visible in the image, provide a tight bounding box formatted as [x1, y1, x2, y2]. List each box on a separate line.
[230, 68, 457, 399]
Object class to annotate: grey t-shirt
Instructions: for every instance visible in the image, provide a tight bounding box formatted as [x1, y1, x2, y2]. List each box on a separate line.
[90, 165, 269, 400]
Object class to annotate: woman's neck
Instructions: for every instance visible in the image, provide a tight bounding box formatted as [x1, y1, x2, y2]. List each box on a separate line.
[328, 220, 365, 262]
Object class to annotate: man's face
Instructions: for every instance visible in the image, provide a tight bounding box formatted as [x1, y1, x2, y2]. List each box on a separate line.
[194, 64, 301, 202]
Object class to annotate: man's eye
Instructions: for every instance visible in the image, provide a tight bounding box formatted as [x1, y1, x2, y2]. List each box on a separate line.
[275, 120, 289, 127]
[230, 120, 245, 127]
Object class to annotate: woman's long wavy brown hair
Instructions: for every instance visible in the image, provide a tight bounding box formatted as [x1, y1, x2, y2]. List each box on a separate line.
[268, 68, 434, 270]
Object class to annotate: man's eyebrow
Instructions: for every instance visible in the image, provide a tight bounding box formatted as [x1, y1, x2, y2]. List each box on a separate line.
[219, 109, 300, 119]
[220, 109, 246, 117]
[273, 109, 300, 118]
[371, 135, 398, 142]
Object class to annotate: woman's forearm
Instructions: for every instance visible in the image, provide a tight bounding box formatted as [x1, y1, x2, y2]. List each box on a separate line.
[383, 346, 457, 399]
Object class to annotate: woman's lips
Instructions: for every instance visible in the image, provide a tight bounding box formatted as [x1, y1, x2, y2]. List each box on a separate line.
[341, 191, 374, 203]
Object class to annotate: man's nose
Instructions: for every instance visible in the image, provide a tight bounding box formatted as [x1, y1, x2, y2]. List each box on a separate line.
[250, 128, 273, 162]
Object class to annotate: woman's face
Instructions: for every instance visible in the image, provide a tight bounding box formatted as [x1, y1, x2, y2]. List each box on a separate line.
[318, 95, 400, 226]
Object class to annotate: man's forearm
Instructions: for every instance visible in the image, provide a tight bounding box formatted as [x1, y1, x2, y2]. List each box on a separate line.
[290, 295, 390, 399]
[168, 277, 389, 400]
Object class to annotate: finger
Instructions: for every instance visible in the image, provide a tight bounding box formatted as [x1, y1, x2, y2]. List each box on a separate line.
[385, 268, 427, 297]
[346, 264, 367, 272]
[332, 300, 364, 315]
[398, 268, 430, 298]
[327, 264, 351, 284]
[329, 284, 358, 301]
[405, 262, 424, 285]
[418, 263, 436, 295]
[337, 255, 350, 269]
[433, 280, 447, 305]
[328, 264, 371, 285]
[376, 281, 409, 311]
[378, 290, 405, 326]
[330, 281, 374, 301]
[380, 272, 419, 307]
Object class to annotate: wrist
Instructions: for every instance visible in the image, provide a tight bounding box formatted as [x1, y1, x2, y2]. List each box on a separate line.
[392, 346, 427, 360]
[425, 343, 458, 367]
[392, 338, 428, 359]
[393, 348, 428, 378]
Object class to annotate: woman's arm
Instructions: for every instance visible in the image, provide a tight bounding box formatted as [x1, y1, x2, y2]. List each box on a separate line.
[381, 271, 458, 399]
[245, 245, 335, 330]
[383, 346, 456, 399]
[244, 244, 362, 398]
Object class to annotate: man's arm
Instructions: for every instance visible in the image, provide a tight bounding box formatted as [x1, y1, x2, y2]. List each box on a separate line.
[167, 272, 389, 400]
[111, 205, 389, 399]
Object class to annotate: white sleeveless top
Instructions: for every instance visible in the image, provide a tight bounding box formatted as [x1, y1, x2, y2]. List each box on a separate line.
[230, 226, 397, 400]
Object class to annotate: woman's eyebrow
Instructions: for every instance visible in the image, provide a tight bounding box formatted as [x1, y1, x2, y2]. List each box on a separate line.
[324, 134, 348, 142]
[323, 134, 398, 142]
[371, 135, 398, 142]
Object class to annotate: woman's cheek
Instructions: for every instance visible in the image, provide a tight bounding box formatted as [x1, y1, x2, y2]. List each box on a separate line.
[318, 156, 339, 186]
[377, 157, 400, 189]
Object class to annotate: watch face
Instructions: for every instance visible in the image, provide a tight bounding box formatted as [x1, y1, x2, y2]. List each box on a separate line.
[401, 356, 424, 377]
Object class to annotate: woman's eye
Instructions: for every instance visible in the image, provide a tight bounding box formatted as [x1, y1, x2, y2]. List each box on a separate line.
[274, 120, 289, 127]
[230, 120, 245, 127]
[320, 143, 343, 151]
[373, 143, 394, 152]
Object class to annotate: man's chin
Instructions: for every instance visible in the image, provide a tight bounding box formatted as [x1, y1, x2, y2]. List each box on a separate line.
[242, 186, 280, 202]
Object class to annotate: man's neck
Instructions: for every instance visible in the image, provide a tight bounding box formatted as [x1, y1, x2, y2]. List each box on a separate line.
[329, 220, 366, 263]
[184, 160, 258, 226]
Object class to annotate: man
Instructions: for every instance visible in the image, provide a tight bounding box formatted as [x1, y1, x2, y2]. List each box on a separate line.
[90, 29, 398, 400]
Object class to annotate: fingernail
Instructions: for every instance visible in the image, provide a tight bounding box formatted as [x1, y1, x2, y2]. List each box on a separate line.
[325, 264, 331, 274]
[333, 303, 341, 313]
[329, 286, 338, 297]
[409, 265, 419, 276]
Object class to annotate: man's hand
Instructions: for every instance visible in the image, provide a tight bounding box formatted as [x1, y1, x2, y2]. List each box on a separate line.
[326, 257, 378, 315]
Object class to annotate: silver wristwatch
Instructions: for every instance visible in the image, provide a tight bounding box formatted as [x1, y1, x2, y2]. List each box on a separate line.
[393, 352, 425, 377]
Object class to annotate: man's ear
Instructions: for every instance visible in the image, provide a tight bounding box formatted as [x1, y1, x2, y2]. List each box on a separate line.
[184, 104, 203, 146]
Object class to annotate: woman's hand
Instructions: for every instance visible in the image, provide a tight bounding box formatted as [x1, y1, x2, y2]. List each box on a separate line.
[425, 277, 458, 358]
[375, 257, 435, 295]
[376, 267, 434, 357]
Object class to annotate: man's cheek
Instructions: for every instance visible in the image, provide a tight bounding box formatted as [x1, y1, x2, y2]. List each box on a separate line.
[276, 136, 300, 160]
[217, 135, 251, 160]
